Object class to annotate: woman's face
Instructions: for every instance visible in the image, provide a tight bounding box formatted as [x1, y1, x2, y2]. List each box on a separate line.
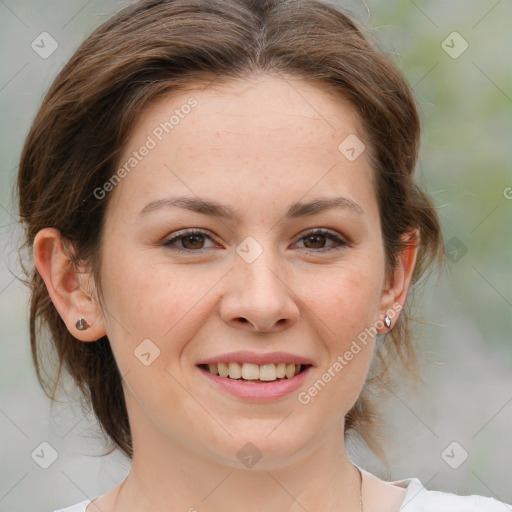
[97, 74, 400, 468]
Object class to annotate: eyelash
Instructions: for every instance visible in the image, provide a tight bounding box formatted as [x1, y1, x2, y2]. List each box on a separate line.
[162, 228, 348, 254]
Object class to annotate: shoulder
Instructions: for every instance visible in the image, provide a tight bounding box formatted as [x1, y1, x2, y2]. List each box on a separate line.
[53, 499, 91, 512]
[393, 476, 511, 512]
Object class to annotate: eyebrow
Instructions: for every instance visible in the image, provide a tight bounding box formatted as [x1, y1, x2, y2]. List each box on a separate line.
[138, 195, 363, 220]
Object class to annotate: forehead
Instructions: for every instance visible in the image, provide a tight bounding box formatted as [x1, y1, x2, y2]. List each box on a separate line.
[108, 74, 376, 221]
[138, 73, 365, 142]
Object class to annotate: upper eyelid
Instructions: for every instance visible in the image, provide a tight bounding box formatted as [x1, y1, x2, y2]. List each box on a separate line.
[163, 228, 217, 247]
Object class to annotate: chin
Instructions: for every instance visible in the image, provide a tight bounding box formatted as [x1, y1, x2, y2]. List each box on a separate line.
[201, 425, 313, 470]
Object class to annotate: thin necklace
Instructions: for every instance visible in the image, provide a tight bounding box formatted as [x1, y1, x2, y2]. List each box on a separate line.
[357, 466, 364, 512]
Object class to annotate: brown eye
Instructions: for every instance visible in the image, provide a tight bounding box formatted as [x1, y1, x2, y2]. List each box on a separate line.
[164, 229, 216, 252]
[296, 229, 347, 252]
[303, 233, 327, 249]
[181, 234, 206, 250]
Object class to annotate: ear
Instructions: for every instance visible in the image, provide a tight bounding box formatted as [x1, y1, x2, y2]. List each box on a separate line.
[33, 227, 106, 342]
[377, 229, 419, 332]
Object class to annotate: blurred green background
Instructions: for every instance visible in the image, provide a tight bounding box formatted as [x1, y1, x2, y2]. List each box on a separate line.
[0, 1, 511, 510]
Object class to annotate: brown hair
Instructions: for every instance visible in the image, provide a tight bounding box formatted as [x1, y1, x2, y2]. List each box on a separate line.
[17, 0, 444, 462]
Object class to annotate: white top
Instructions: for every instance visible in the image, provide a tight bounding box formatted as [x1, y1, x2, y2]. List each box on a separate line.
[53, 475, 511, 512]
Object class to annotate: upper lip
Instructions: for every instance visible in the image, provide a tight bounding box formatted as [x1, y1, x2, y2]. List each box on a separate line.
[196, 351, 314, 366]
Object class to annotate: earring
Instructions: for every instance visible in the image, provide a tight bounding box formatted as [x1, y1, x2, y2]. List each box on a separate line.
[76, 317, 90, 331]
[384, 315, 391, 330]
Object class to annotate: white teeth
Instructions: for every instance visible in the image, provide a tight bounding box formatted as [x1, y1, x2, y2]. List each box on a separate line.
[228, 362, 242, 379]
[241, 363, 259, 380]
[276, 362, 286, 378]
[285, 363, 296, 379]
[259, 364, 277, 381]
[217, 362, 229, 377]
[205, 362, 305, 381]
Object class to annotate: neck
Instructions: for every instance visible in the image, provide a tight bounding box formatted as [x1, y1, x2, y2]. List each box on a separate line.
[114, 412, 362, 512]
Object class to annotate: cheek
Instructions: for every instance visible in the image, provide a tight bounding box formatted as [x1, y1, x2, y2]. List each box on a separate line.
[299, 258, 383, 390]
[295, 273, 380, 421]
[98, 248, 218, 369]
[304, 258, 384, 336]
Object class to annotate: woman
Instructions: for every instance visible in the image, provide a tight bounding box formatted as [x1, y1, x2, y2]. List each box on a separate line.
[17, 0, 510, 510]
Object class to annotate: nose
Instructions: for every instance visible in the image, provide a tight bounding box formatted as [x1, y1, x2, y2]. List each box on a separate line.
[219, 248, 300, 333]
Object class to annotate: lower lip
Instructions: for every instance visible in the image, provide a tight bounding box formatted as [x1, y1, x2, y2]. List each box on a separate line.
[197, 366, 312, 402]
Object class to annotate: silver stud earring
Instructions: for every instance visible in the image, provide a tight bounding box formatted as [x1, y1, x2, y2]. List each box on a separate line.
[76, 317, 90, 331]
[384, 315, 391, 330]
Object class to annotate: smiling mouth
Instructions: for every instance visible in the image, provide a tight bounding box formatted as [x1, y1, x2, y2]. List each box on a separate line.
[197, 362, 312, 383]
